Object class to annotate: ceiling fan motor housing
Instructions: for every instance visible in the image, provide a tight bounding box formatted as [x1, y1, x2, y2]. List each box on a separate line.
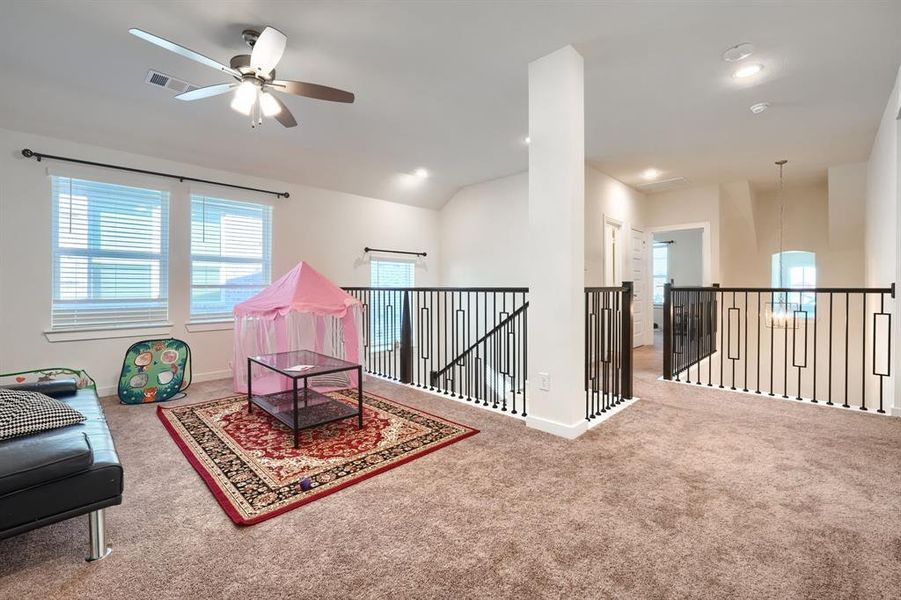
[229, 54, 274, 81]
[242, 29, 261, 48]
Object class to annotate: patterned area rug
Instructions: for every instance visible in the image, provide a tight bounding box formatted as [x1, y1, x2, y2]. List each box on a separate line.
[157, 389, 478, 525]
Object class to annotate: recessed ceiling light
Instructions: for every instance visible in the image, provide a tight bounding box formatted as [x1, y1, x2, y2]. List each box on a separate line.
[722, 43, 755, 63]
[733, 63, 763, 79]
[750, 102, 770, 114]
[642, 168, 660, 180]
[413, 168, 429, 179]
[523, 136, 531, 145]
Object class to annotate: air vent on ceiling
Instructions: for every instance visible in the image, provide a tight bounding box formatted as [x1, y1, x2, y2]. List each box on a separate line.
[145, 69, 195, 94]
[636, 176, 689, 193]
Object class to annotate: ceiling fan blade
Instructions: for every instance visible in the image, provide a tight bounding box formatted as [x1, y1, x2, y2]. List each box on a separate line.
[175, 83, 236, 101]
[129, 28, 238, 77]
[250, 27, 287, 74]
[271, 80, 355, 103]
[269, 96, 298, 128]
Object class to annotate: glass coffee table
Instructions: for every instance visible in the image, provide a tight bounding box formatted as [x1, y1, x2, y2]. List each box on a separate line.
[246, 350, 363, 448]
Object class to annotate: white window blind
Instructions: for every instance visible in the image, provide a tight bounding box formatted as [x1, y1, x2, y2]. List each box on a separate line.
[51, 176, 169, 329]
[652, 244, 669, 305]
[370, 259, 415, 348]
[191, 195, 272, 321]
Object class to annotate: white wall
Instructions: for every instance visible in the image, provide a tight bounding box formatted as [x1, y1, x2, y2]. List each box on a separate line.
[438, 165, 645, 289]
[438, 172, 529, 286]
[828, 162, 867, 282]
[753, 181, 860, 287]
[0, 127, 441, 394]
[863, 65, 901, 415]
[584, 166, 646, 286]
[643, 184, 720, 283]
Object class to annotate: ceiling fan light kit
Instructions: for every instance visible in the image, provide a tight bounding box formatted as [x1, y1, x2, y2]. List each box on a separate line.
[129, 26, 354, 129]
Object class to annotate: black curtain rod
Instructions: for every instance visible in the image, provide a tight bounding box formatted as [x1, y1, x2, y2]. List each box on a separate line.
[21, 149, 290, 199]
[364, 246, 427, 257]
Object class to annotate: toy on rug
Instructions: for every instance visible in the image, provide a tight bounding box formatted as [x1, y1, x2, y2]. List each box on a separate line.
[118, 338, 192, 404]
[300, 478, 312, 491]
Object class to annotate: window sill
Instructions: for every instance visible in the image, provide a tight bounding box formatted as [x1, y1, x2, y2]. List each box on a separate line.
[44, 323, 173, 343]
[185, 320, 234, 333]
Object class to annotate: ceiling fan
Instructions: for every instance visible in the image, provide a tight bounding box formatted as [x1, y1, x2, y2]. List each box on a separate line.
[129, 26, 354, 128]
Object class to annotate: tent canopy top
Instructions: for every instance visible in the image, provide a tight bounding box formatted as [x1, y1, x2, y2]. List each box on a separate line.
[233, 261, 361, 320]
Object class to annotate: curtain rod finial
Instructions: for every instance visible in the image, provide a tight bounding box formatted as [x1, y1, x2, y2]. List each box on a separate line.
[21, 148, 34, 158]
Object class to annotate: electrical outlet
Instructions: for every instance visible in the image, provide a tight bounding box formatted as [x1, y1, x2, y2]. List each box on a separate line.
[538, 372, 550, 391]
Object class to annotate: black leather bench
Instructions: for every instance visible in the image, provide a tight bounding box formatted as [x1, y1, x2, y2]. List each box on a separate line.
[0, 380, 123, 560]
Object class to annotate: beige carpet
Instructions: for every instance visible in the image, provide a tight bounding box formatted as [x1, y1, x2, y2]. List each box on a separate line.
[2, 342, 900, 599]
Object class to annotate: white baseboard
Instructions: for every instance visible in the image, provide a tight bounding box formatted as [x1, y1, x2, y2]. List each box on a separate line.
[660, 377, 899, 418]
[525, 396, 640, 439]
[525, 415, 588, 439]
[364, 372, 527, 420]
[97, 368, 231, 398]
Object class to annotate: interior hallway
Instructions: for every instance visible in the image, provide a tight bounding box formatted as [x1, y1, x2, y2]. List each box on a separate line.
[1, 342, 900, 599]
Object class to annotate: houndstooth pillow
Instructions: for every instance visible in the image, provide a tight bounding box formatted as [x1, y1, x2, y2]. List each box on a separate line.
[0, 388, 86, 441]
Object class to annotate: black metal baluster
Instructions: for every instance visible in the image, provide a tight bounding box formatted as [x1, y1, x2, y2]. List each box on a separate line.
[523, 299, 528, 417]
[492, 292, 499, 409]
[860, 292, 867, 411]
[782, 295, 789, 399]
[603, 290, 610, 412]
[595, 290, 601, 415]
[585, 290, 590, 420]
[430, 290, 436, 391]
[483, 292, 489, 406]
[731, 292, 737, 390]
[876, 292, 886, 414]
[742, 291, 748, 392]
[843, 292, 850, 408]
[756, 291, 761, 394]
[811, 292, 818, 403]
[467, 291, 472, 402]
[769, 291, 775, 397]
[827, 292, 834, 406]
[708, 290, 714, 386]
[511, 302, 517, 413]
[720, 289, 725, 389]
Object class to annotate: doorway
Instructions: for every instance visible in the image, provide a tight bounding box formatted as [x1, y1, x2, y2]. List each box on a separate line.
[651, 226, 704, 330]
[603, 219, 621, 286]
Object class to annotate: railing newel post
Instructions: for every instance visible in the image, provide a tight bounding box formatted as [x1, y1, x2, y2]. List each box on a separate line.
[663, 282, 673, 380]
[400, 290, 413, 384]
[621, 281, 633, 399]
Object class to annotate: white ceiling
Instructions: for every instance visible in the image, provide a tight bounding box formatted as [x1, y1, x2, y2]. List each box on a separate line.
[2, 1, 899, 208]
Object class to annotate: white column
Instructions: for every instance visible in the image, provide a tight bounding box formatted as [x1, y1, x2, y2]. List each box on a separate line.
[526, 46, 586, 438]
[893, 110, 901, 416]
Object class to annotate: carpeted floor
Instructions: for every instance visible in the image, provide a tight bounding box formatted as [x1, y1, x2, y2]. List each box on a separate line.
[2, 340, 900, 599]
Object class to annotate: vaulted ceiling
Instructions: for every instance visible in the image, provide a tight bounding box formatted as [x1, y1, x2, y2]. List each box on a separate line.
[2, 1, 899, 208]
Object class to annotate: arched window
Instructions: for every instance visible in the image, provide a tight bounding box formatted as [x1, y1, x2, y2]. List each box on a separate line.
[771, 251, 816, 314]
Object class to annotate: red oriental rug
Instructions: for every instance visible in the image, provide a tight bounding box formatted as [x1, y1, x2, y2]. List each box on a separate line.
[157, 389, 478, 525]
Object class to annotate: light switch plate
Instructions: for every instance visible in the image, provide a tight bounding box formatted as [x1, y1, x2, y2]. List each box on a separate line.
[538, 372, 550, 391]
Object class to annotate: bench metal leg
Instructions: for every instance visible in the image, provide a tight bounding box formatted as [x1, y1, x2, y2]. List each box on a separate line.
[86, 509, 112, 562]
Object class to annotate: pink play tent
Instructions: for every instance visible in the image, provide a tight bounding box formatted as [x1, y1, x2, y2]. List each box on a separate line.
[232, 262, 364, 394]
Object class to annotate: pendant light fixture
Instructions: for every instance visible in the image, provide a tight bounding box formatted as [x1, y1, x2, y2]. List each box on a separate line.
[766, 159, 794, 328]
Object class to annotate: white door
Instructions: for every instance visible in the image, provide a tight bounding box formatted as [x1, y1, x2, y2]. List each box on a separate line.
[604, 221, 621, 286]
[630, 227, 647, 347]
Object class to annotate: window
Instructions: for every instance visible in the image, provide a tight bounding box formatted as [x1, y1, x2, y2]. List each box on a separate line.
[190, 195, 272, 321]
[51, 176, 169, 329]
[652, 243, 669, 305]
[771, 251, 816, 315]
[370, 259, 415, 348]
